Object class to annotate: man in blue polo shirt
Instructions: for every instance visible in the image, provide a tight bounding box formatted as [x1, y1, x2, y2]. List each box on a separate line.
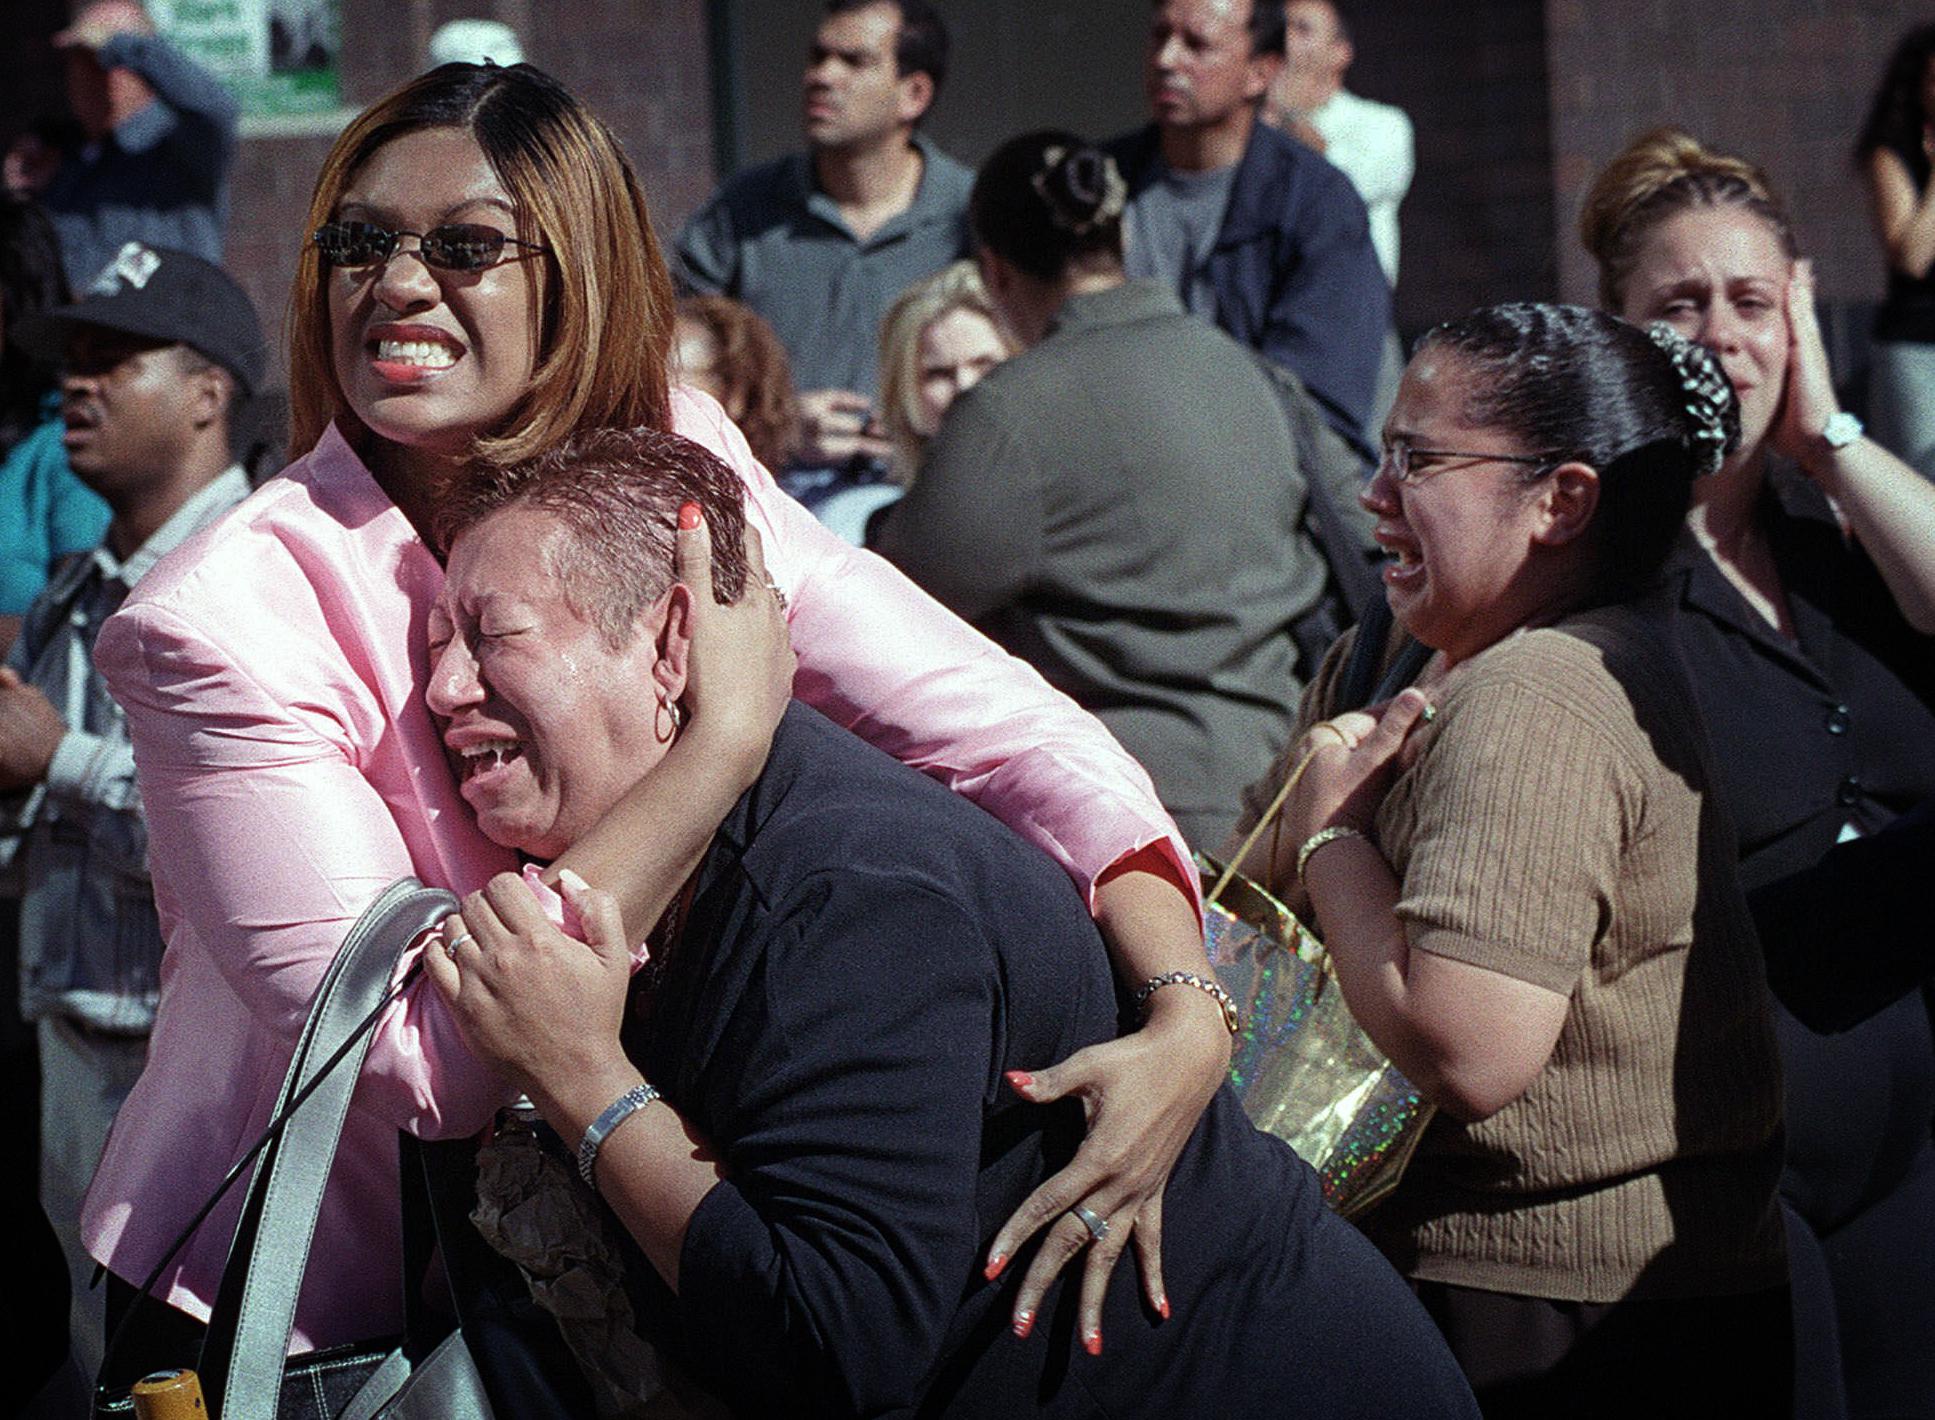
[676, 0, 970, 469]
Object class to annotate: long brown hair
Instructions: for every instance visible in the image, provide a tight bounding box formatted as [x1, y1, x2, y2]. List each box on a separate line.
[287, 63, 675, 466]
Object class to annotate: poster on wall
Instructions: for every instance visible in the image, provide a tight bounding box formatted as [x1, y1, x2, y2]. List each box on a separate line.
[149, 0, 342, 118]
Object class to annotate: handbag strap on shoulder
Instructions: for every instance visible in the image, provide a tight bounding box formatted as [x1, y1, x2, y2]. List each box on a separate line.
[199, 878, 459, 1419]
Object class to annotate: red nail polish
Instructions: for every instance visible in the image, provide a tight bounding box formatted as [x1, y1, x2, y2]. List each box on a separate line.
[1012, 1310, 1034, 1339]
[1156, 1296, 1171, 1320]
[1084, 1329, 1103, 1356]
[1005, 1070, 1033, 1093]
[678, 501, 701, 530]
[984, 1254, 1007, 1281]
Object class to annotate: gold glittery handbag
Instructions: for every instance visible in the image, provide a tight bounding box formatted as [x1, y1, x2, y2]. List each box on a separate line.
[1199, 747, 1434, 1220]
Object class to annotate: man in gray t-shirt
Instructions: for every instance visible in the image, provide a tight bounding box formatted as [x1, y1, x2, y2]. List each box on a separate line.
[1112, 0, 1389, 451]
[676, 1, 969, 469]
[1123, 162, 1238, 320]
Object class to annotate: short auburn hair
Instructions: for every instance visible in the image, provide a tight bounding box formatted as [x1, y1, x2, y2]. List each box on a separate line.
[675, 295, 798, 473]
[287, 63, 675, 467]
[435, 426, 750, 649]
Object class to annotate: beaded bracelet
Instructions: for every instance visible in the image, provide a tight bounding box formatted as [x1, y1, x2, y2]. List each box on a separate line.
[1133, 970, 1241, 1036]
[577, 1081, 660, 1188]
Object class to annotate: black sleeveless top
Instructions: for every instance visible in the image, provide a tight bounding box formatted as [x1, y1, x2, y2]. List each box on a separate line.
[1875, 138, 1935, 344]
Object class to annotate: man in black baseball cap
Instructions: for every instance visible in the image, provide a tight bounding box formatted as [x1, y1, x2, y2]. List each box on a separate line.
[2, 239, 261, 1380]
[16, 238, 264, 398]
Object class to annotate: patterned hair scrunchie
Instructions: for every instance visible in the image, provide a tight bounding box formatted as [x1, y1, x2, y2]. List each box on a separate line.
[1031, 144, 1128, 236]
[1643, 322, 1739, 476]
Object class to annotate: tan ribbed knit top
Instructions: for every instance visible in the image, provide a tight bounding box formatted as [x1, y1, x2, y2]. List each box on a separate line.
[1265, 600, 1786, 1303]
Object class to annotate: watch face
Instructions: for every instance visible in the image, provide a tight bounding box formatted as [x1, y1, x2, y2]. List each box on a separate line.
[1823, 412, 1864, 448]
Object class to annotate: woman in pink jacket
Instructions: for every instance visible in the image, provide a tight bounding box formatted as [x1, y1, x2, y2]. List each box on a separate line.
[83, 63, 1227, 1368]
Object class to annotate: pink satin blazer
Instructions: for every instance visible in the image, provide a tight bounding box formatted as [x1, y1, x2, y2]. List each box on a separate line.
[82, 390, 1191, 1352]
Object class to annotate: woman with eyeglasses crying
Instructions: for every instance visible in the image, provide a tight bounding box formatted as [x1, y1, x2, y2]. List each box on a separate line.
[1227, 304, 1794, 1417]
[78, 62, 1230, 1383]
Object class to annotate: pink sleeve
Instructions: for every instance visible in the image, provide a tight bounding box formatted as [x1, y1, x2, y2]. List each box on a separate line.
[674, 392, 1201, 919]
[96, 598, 515, 1137]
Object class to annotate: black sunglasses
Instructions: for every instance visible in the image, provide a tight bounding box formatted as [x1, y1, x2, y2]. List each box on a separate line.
[311, 220, 551, 273]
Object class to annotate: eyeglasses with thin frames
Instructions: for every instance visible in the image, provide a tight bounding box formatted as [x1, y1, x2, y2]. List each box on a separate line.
[1377, 440, 1559, 487]
[311, 220, 552, 274]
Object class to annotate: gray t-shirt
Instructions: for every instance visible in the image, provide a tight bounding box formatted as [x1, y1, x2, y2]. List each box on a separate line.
[1123, 159, 1238, 320]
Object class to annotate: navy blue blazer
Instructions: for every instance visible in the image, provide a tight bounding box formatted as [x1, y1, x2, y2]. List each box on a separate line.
[1108, 120, 1391, 454]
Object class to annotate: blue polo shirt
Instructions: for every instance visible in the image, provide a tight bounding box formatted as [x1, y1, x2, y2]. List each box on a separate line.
[673, 133, 972, 399]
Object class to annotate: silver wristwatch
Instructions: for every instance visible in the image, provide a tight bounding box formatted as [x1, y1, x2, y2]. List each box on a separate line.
[1821, 411, 1864, 450]
[577, 1081, 660, 1187]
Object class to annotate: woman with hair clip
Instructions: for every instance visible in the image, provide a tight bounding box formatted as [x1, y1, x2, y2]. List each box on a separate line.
[77, 65, 1231, 1379]
[1858, 22, 1935, 479]
[1579, 128, 1935, 1419]
[876, 130, 1333, 850]
[1235, 303, 1791, 1416]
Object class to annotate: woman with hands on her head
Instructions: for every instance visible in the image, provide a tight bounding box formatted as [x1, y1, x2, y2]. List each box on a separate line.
[79, 61, 1227, 1378]
[1581, 128, 1935, 1419]
[1232, 303, 1791, 1417]
[423, 427, 1479, 1419]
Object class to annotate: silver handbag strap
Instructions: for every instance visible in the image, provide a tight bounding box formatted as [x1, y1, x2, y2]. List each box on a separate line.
[202, 877, 459, 1420]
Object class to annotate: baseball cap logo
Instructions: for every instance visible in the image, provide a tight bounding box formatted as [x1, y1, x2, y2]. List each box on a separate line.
[90, 242, 162, 296]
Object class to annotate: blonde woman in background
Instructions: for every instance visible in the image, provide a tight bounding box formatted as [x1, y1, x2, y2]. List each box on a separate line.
[877, 260, 1015, 488]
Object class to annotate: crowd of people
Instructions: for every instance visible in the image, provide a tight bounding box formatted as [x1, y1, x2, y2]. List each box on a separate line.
[4, 1, 1933, 1417]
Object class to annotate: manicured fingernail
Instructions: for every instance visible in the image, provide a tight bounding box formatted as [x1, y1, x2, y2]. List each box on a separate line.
[1005, 1070, 1033, 1094]
[1156, 1295, 1170, 1320]
[1012, 1310, 1033, 1339]
[678, 501, 701, 530]
[1084, 1328, 1103, 1356]
[983, 1254, 1007, 1281]
[558, 867, 589, 893]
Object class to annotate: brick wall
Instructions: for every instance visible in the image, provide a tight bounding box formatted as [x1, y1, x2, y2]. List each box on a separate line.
[9, 2, 1925, 387]
[1546, 0, 1923, 307]
[6, 0, 715, 399]
[1348, 0, 1555, 335]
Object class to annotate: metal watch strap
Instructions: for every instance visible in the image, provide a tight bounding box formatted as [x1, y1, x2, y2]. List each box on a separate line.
[577, 1082, 659, 1187]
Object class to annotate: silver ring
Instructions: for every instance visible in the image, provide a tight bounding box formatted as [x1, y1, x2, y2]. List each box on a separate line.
[443, 930, 475, 956]
[763, 577, 789, 613]
[1070, 1204, 1110, 1244]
